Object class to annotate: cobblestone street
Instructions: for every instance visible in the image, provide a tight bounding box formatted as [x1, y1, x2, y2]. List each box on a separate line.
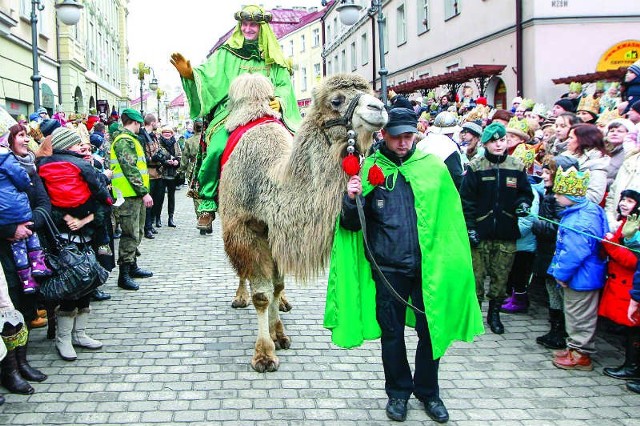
[0, 193, 638, 425]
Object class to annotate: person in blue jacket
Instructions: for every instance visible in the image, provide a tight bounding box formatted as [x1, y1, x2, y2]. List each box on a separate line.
[624, 214, 640, 393]
[548, 165, 608, 371]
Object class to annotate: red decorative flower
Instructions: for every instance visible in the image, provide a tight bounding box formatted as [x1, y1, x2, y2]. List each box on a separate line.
[341, 153, 361, 176]
[368, 164, 385, 186]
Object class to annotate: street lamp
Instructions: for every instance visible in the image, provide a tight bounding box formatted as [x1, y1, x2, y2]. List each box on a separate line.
[335, 0, 388, 105]
[31, 0, 83, 112]
[132, 62, 158, 115]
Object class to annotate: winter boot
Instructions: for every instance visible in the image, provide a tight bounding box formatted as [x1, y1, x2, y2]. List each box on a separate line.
[117, 264, 139, 290]
[1, 327, 34, 394]
[536, 309, 566, 349]
[487, 300, 505, 334]
[167, 215, 176, 227]
[16, 268, 37, 294]
[15, 343, 47, 382]
[155, 217, 162, 228]
[129, 261, 153, 279]
[501, 291, 529, 314]
[28, 249, 52, 278]
[627, 380, 640, 393]
[72, 308, 103, 349]
[55, 310, 77, 361]
[604, 330, 640, 380]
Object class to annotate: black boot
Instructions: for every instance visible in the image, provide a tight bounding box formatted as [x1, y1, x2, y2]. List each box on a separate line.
[1, 349, 34, 394]
[487, 300, 504, 334]
[628, 380, 640, 393]
[155, 217, 162, 228]
[0, 394, 4, 405]
[536, 308, 566, 349]
[117, 264, 139, 290]
[130, 261, 153, 279]
[604, 329, 640, 380]
[15, 344, 47, 382]
[168, 215, 176, 227]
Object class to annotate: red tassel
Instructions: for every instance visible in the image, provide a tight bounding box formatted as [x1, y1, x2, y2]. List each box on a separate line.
[368, 164, 385, 186]
[342, 153, 361, 176]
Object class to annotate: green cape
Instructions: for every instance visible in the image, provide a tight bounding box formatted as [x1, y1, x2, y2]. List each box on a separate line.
[324, 149, 484, 359]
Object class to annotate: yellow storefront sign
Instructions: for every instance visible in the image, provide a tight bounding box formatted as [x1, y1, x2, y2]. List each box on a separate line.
[596, 40, 640, 72]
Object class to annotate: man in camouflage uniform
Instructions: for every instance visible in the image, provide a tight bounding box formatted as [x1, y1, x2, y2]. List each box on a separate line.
[177, 119, 209, 235]
[459, 122, 533, 335]
[110, 108, 154, 291]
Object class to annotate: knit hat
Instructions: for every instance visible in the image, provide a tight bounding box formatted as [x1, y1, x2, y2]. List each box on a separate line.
[481, 122, 506, 144]
[490, 109, 513, 124]
[631, 100, 640, 115]
[554, 98, 576, 113]
[607, 118, 636, 134]
[629, 60, 640, 77]
[39, 119, 61, 137]
[619, 189, 640, 214]
[461, 122, 483, 138]
[51, 127, 81, 151]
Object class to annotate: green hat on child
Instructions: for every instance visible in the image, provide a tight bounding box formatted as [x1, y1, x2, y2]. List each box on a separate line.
[481, 122, 506, 144]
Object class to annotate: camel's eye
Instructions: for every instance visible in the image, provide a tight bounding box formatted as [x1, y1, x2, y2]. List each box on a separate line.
[330, 95, 345, 108]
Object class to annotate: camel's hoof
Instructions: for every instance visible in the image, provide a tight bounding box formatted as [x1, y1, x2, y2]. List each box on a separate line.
[231, 298, 249, 309]
[252, 356, 279, 373]
[274, 335, 291, 350]
[279, 300, 292, 312]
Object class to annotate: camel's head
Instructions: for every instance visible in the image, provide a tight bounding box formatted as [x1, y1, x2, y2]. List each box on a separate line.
[308, 74, 388, 155]
[226, 73, 279, 131]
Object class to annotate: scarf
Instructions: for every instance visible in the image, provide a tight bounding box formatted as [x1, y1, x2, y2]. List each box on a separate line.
[14, 150, 37, 177]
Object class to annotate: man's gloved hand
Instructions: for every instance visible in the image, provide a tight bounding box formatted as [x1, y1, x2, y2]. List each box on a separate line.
[622, 213, 640, 239]
[515, 203, 531, 217]
[468, 229, 481, 248]
[269, 98, 281, 113]
[170, 53, 194, 80]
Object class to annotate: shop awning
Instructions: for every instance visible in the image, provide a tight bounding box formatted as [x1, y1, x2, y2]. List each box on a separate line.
[390, 64, 506, 95]
[552, 67, 627, 85]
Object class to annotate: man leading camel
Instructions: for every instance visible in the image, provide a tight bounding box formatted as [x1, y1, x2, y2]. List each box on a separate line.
[170, 5, 301, 230]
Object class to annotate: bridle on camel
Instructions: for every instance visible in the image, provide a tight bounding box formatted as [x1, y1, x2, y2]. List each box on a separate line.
[324, 92, 425, 316]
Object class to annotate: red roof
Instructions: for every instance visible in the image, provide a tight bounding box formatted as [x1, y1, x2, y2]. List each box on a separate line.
[552, 67, 627, 85]
[208, 7, 316, 56]
[391, 65, 506, 94]
[169, 93, 185, 108]
[130, 91, 153, 106]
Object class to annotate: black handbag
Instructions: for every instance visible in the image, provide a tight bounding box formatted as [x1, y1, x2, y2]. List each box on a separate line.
[34, 208, 109, 302]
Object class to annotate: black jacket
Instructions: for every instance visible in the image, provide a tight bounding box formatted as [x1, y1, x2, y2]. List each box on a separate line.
[340, 145, 421, 276]
[460, 150, 533, 241]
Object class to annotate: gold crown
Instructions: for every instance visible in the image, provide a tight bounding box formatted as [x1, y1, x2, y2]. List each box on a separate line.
[596, 108, 621, 126]
[506, 116, 531, 140]
[569, 81, 583, 93]
[577, 95, 600, 115]
[512, 143, 536, 169]
[520, 98, 535, 110]
[553, 166, 590, 197]
[466, 104, 490, 121]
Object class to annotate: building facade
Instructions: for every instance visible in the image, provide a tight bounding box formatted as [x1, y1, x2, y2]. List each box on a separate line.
[0, 0, 129, 119]
[322, 0, 640, 109]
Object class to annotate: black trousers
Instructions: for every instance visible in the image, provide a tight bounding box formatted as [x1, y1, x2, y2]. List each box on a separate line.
[506, 251, 535, 293]
[145, 179, 165, 230]
[372, 270, 440, 402]
[163, 178, 177, 217]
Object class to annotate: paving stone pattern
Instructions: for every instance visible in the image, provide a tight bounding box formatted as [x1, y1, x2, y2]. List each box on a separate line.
[1, 194, 638, 425]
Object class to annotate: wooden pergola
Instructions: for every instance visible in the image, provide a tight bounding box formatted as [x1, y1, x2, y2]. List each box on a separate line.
[552, 67, 627, 85]
[390, 64, 506, 97]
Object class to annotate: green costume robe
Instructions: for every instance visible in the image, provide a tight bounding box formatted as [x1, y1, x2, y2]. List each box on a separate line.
[324, 149, 484, 359]
[180, 42, 302, 212]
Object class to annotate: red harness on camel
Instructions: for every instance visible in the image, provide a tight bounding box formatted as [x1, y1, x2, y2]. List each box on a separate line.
[220, 116, 287, 172]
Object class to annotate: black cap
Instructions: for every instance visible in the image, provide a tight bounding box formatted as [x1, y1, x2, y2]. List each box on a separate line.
[384, 108, 418, 136]
[40, 119, 61, 137]
[554, 98, 576, 113]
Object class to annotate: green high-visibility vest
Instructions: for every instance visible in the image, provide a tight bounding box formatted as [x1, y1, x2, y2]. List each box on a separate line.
[110, 133, 149, 198]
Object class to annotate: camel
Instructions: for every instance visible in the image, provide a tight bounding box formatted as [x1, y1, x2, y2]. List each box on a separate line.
[219, 73, 387, 372]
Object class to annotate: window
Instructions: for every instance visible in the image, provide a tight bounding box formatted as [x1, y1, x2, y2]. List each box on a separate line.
[333, 54, 338, 74]
[314, 63, 321, 79]
[444, 0, 460, 20]
[327, 23, 332, 41]
[300, 34, 306, 52]
[288, 40, 294, 57]
[341, 50, 346, 73]
[361, 33, 369, 65]
[382, 16, 389, 53]
[396, 4, 406, 46]
[350, 42, 357, 71]
[418, 0, 430, 33]
[301, 67, 308, 92]
[327, 59, 333, 75]
[333, 17, 338, 36]
[312, 28, 320, 47]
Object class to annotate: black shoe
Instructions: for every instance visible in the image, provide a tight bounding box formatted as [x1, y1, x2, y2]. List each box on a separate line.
[117, 264, 139, 290]
[385, 398, 408, 422]
[200, 229, 207, 236]
[151, 227, 158, 234]
[604, 364, 640, 380]
[130, 263, 153, 279]
[627, 380, 640, 394]
[206, 226, 213, 234]
[487, 300, 504, 335]
[168, 216, 176, 227]
[424, 399, 449, 423]
[155, 219, 162, 228]
[91, 289, 111, 302]
[144, 230, 155, 239]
